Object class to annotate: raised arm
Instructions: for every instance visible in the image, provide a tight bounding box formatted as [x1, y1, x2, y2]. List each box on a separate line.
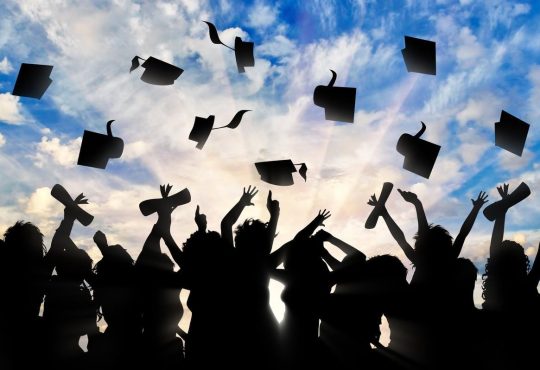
[368, 194, 415, 263]
[294, 209, 331, 241]
[452, 191, 488, 258]
[221, 186, 258, 246]
[398, 189, 428, 235]
[265, 191, 280, 252]
[489, 184, 509, 256]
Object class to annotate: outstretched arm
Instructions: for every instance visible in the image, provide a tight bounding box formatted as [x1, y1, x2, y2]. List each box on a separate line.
[265, 190, 280, 251]
[221, 186, 258, 246]
[489, 184, 509, 256]
[315, 229, 366, 270]
[398, 189, 428, 235]
[453, 191, 488, 258]
[368, 194, 415, 263]
[294, 210, 331, 240]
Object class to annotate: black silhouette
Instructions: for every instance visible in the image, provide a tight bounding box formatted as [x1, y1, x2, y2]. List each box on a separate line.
[50, 184, 94, 226]
[255, 159, 307, 186]
[130, 56, 183, 85]
[204, 21, 255, 73]
[77, 120, 124, 169]
[396, 121, 441, 178]
[401, 36, 436, 75]
[494, 110, 530, 156]
[12, 63, 53, 99]
[188, 110, 250, 149]
[483, 181, 530, 221]
[365, 182, 393, 229]
[313, 70, 356, 123]
[139, 185, 191, 216]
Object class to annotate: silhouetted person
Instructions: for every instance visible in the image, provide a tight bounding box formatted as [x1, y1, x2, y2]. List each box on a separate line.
[367, 188, 488, 366]
[179, 206, 236, 368]
[480, 183, 540, 370]
[135, 185, 185, 370]
[88, 231, 142, 369]
[221, 187, 282, 370]
[43, 196, 99, 370]
[0, 221, 54, 369]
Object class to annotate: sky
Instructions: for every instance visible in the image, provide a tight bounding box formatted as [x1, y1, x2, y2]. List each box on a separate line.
[1, 0, 540, 332]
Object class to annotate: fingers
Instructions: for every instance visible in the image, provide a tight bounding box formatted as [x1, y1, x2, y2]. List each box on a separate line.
[196, 205, 200, 217]
[267, 190, 272, 202]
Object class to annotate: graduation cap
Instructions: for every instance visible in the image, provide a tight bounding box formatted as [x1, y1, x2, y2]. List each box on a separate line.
[365, 182, 393, 229]
[50, 184, 94, 226]
[130, 56, 183, 85]
[396, 122, 441, 179]
[483, 182, 530, 221]
[77, 120, 124, 169]
[188, 110, 250, 149]
[494, 110, 530, 156]
[254, 160, 307, 186]
[204, 21, 255, 73]
[401, 36, 436, 75]
[12, 63, 53, 99]
[313, 70, 356, 123]
[139, 185, 191, 216]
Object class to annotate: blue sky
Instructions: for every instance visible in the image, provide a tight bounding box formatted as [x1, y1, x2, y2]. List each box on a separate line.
[0, 1, 539, 315]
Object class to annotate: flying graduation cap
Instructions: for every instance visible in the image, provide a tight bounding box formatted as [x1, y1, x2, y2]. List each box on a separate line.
[255, 160, 308, 186]
[12, 63, 53, 99]
[494, 110, 530, 156]
[313, 70, 356, 123]
[401, 36, 436, 75]
[130, 56, 183, 85]
[204, 21, 254, 73]
[77, 120, 124, 169]
[396, 122, 441, 179]
[189, 110, 250, 149]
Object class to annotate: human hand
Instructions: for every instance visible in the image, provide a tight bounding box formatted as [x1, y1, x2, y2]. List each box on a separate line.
[266, 190, 280, 214]
[156, 184, 176, 234]
[64, 193, 89, 221]
[195, 205, 207, 232]
[497, 183, 509, 200]
[240, 185, 258, 206]
[314, 229, 331, 242]
[315, 209, 331, 227]
[397, 189, 418, 204]
[93, 230, 108, 248]
[367, 194, 379, 207]
[471, 191, 488, 208]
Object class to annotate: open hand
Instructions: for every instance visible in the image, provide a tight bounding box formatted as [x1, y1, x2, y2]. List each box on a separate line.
[497, 183, 509, 199]
[64, 193, 89, 220]
[240, 185, 258, 206]
[367, 194, 379, 207]
[471, 191, 488, 207]
[315, 209, 331, 227]
[398, 189, 418, 204]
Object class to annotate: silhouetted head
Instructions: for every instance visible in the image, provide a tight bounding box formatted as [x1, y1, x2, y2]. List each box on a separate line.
[94, 244, 134, 280]
[3, 221, 45, 263]
[363, 255, 408, 312]
[413, 224, 453, 261]
[453, 258, 478, 310]
[482, 240, 530, 311]
[56, 247, 93, 281]
[234, 219, 271, 257]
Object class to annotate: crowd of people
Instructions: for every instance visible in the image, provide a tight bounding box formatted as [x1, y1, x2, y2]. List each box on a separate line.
[0, 183, 538, 370]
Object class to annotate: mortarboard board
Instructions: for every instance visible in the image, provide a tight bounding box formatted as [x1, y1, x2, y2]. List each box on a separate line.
[396, 122, 441, 179]
[313, 70, 356, 123]
[204, 21, 255, 73]
[483, 182, 530, 221]
[494, 110, 529, 156]
[50, 184, 94, 226]
[130, 56, 183, 85]
[401, 36, 436, 75]
[139, 186, 191, 216]
[12, 63, 53, 99]
[255, 160, 307, 186]
[365, 182, 393, 229]
[188, 110, 250, 149]
[77, 120, 124, 169]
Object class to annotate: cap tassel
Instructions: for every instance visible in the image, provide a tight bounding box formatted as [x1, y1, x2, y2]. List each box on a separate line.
[415, 122, 427, 138]
[212, 110, 251, 130]
[130, 56, 146, 73]
[327, 69, 337, 87]
[106, 120, 115, 137]
[203, 21, 235, 51]
[294, 163, 308, 181]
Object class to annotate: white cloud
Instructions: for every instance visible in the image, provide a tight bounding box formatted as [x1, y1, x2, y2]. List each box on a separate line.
[0, 56, 13, 73]
[497, 148, 533, 172]
[456, 27, 486, 68]
[0, 93, 25, 125]
[456, 94, 503, 127]
[34, 136, 81, 168]
[247, 2, 278, 29]
[0, 133, 5, 147]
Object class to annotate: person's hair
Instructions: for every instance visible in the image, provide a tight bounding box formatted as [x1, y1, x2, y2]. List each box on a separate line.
[3, 221, 46, 261]
[482, 240, 530, 310]
[413, 224, 453, 260]
[56, 246, 93, 280]
[365, 254, 408, 282]
[93, 245, 134, 278]
[234, 219, 270, 256]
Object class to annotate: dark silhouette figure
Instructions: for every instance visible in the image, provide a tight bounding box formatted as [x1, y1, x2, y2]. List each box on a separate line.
[188, 110, 250, 149]
[255, 159, 307, 186]
[483, 181, 530, 221]
[12, 63, 53, 99]
[367, 187, 488, 366]
[51, 183, 94, 225]
[204, 21, 255, 73]
[365, 182, 393, 229]
[480, 183, 540, 370]
[135, 185, 186, 370]
[88, 231, 142, 369]
[494, 110, 530, 156]
[77, 120, 124, 169]
[221, 187, 282, 369]
[313, 70, 356, 123]
[43, 193, 99, 370]
[401, 36, 436, 75]
[130, 56, 183, 85]
[396, 122, 441, 179]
